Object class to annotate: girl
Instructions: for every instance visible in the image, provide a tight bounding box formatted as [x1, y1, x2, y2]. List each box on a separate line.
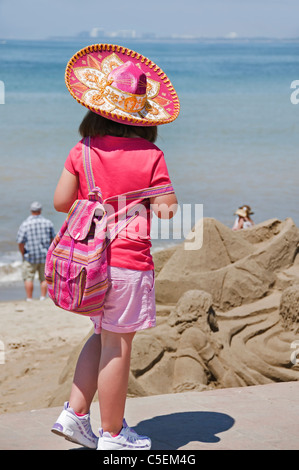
[50, 44, 179, 450]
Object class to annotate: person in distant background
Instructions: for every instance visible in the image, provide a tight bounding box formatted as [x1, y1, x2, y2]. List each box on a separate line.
[232, 205, 255, 231]
[17, 201, 55, 301]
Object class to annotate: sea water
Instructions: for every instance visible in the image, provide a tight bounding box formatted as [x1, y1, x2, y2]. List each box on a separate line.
[0, 38, 298, 292]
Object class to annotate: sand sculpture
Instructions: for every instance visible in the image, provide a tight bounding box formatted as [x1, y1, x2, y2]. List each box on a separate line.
[49, 217, 299, 406]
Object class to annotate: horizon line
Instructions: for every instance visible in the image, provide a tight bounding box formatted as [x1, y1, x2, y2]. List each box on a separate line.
[1, 35, 299, 42]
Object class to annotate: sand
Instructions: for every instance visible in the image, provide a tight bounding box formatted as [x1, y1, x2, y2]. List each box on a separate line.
[0, 299, 92, 414]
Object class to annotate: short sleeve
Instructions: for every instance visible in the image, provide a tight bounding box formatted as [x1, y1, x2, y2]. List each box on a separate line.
[64, 141, 83, 176]
[150, 151, 173, 189]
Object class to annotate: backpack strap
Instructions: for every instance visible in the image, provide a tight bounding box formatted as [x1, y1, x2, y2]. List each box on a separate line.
[104, 183, 174, 203]
[82, 136, 104, 202]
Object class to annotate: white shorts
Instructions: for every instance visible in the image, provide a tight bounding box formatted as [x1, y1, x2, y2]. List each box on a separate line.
[90, 266, 156, 334]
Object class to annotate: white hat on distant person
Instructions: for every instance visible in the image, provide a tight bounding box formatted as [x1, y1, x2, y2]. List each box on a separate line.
[30, 201, 42, 212]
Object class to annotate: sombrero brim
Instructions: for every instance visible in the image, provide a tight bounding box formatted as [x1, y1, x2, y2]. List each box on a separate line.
[65, 44, 180, 127]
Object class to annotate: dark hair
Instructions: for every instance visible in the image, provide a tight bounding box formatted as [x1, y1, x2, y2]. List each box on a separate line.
[79, 110, 158, 143]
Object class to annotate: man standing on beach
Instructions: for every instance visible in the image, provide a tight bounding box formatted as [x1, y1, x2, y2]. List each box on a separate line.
[17, 202, 55, 301]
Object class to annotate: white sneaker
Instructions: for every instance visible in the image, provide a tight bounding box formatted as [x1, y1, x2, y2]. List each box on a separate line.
[51, 402, 98, 449]
[97, 419, 151, 450]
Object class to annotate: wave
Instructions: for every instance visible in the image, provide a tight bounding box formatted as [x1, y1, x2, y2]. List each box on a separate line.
[0, 252, 23, 284]
[0, 261, 22, 284]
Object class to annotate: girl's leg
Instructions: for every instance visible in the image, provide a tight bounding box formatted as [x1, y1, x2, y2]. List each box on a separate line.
[69, 333, 102, 414]
[98, 329, 135, 435]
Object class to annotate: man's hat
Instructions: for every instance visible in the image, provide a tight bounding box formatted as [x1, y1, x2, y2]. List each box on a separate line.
[30, 201, 42, 211]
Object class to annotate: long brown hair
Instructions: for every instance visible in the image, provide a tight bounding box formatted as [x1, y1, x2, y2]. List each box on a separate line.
[79, 111, 158, 143]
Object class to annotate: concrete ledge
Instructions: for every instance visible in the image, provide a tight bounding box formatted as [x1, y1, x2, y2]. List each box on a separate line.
[0, 381, 298, 450]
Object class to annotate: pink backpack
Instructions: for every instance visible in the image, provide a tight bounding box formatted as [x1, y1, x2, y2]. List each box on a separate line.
[45, 137, 174, 316]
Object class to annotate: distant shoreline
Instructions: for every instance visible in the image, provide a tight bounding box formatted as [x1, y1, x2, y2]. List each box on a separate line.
[1, 36, 299, 44]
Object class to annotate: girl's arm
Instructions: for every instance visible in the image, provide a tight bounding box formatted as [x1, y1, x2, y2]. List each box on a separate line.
[54, 168, 79, 213]
[232, 217, 239, 231]
[150, 193, 178, 219]
[232, 217, 244, 231]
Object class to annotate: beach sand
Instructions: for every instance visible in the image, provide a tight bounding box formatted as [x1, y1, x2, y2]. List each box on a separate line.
[0, 298, 92, 414]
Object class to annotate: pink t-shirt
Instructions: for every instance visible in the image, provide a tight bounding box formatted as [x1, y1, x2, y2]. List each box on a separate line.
[64, 135, 173, 271]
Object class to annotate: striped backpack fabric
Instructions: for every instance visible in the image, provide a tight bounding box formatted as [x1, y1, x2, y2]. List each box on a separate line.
[45, 137, 174, 316]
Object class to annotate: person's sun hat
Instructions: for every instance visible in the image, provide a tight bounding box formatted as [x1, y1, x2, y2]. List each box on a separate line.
[234, 205, 254, 218]
[65, 44, 180, 127]
[241, 205, 254, 215]
[30, 201, 42, 212]
[234, 208, 247, 218]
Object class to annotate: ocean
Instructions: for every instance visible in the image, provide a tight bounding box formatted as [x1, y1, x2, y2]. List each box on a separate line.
[0, 38, 298, 298]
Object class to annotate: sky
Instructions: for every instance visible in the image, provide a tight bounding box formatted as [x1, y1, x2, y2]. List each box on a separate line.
[0, 0, 299, 40]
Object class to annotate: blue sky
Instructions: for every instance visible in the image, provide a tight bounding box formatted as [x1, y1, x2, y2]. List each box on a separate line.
[1, 0, 299, 39]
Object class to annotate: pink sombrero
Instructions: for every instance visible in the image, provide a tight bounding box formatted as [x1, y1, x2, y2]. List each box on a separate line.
[65, 44, 180, 127]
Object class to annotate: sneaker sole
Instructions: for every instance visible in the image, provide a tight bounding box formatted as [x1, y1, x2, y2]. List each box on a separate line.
[97, 439, 151, 451]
